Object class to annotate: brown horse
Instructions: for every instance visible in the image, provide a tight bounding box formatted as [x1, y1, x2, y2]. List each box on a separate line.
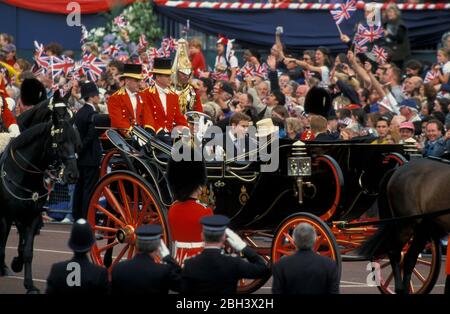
[359, 157, 450, 294]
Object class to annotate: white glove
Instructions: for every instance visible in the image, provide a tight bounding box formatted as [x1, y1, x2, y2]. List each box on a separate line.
[159, 240, 170, 259]
[225, 228, 247, 252]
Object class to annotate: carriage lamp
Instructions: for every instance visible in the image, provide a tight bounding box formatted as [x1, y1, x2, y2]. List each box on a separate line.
[288, 157, 311, 177]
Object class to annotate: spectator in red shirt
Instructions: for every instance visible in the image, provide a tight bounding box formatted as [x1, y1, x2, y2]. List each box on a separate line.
[189, 38, 206, 78]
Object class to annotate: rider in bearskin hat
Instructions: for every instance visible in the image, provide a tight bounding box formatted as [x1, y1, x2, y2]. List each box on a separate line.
[167, 148, 213, 265]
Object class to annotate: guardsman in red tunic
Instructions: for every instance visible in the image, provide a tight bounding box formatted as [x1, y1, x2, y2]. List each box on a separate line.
[0, 93, 20, 153]
[170, 39, 203, 114]
[167, 151, 213, 265]
[141, 58, 188, 135]
[107, 64, 152, 135]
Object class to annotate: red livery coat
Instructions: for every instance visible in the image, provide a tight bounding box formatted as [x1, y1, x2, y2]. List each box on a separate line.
[141, 85, 188, 134]
[107, 87, 148, 131]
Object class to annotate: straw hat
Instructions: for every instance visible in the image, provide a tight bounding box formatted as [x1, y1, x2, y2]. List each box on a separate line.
[255, 118, 278, 137]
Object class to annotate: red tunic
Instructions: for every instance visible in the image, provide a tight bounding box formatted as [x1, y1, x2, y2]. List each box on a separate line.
[168, 199, 213, 265]
[141, 85, 188, 134]
[107, 87, 148, 132]
[1, 96, 17, 129]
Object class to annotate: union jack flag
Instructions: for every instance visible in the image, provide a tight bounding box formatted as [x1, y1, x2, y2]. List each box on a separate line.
[81, 52, 105, 82]
[330, 0, 357, 25]
[138, 34, 148, 51]
[49, 56, 67, 79]
[254, 63, 268, 79]
[424, 70, 440, 84]
[147, 47, 158, 60]
[354, 42, 368, 54]
[371, 45, 388, 65]
[210, 71, 229, 81]
[102, 44, 122, 57]
[355, 24, 384, 47]
[240, 63, 254, 78]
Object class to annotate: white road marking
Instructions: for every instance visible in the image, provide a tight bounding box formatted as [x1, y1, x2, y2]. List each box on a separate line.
[11, 227, 70, 234]
[6, 247, 72, 255]
[3, 276, 46, 283]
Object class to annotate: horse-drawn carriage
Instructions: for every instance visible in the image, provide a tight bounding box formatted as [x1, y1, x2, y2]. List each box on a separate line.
[87, 117, 442, 294]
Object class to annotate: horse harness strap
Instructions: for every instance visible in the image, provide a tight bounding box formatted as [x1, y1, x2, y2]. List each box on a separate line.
[1, 163, 52, 202]
[335, 207, 450, 229]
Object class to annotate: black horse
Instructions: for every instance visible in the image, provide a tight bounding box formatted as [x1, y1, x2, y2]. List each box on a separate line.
[0, 100, 81, 293]
[359, 158, 450, 294]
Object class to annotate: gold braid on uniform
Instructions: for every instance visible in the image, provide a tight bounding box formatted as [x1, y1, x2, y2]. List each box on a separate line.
[174, 84, 197, 114]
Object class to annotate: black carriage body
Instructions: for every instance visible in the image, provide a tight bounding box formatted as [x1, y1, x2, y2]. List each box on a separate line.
[209, 138, 409, 231]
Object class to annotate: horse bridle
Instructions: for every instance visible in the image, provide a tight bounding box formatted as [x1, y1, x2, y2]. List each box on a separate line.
[1, 123, 76, 202]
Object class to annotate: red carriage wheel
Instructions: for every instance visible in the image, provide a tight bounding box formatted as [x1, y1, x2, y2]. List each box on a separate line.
[87, 170, 169, 269]
[100, 149, 122, 177]
[272, 212, 341, 277]
[375, 235, 441, 294]
[382, 152, 407, 167]
[308, 155, 344, 222]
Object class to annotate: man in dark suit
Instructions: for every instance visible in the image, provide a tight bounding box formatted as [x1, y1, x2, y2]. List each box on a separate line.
[46, 219, 109, 294]
[111, 224, 181, 294]
[272, 222, 340, 294]
[181, 215, 269, 294]
[72, 82, 102, 220]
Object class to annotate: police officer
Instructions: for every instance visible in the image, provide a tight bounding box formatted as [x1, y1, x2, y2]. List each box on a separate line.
[111, 224, 181, 294]
[272, 222, 340, 294]
[46, 219, 109, 294]
[181, 215, 269, 294]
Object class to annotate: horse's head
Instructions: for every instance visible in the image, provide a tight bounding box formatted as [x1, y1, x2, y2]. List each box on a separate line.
[48, 95, 81, 184]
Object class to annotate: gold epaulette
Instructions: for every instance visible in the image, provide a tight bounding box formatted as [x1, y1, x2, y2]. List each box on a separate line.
[112, 87, 126, 96]
[146, 86, 156, 94]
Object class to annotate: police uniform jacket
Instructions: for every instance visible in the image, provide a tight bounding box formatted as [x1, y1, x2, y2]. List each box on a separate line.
[111, 253, 181, 294]
[181, 247, 269, 294]
[107, 87, 147, 131]
[141, 85, 188, 134]
[46, 254, 109, 294]
[272, 249, 340, 294]
[74, 104, 101, 167]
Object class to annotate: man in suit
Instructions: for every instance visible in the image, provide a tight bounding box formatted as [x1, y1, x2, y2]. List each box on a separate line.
[72, 82, 102, 220]
[272, 222, 340, 294]
[107, 64, 149, 135]
[46, 219, 109, 294]
[141, 58, 188, 136]
[181, 215, 269, 294]
[111, 224, 181, 294]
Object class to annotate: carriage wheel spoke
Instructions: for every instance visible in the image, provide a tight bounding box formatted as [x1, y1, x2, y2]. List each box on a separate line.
[111, 244, 129, 268]
[98, 240, 119, 253]
[93, 225, 118, 234]
[103, 187, 128, 223]
[133, 183, 139, 224]
[412, 268, 426, 283]
[282, 232, 296, 247]
[118, 180, 133, 224]
[94, 204, 126, 228]
[408, 280, 414, 294]
[313, 234, 324, 252]
[380, 260, 391, 269]
[127, 245, 135, 259]
[276, 248, 294, 256]
[382, 272, 394, 289]
[416, 258, 432, 267]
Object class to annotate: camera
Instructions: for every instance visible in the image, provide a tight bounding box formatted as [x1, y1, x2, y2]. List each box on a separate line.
[276, 26, 284, 34]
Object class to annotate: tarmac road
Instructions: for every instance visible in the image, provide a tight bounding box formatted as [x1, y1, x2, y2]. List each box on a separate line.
[0, 223, 446, 294]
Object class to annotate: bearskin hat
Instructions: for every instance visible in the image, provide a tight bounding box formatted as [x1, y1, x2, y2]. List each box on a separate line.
[304, 86, 331, 118]
[167, 150, 207, 202]
[20, 78, 47, 106]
